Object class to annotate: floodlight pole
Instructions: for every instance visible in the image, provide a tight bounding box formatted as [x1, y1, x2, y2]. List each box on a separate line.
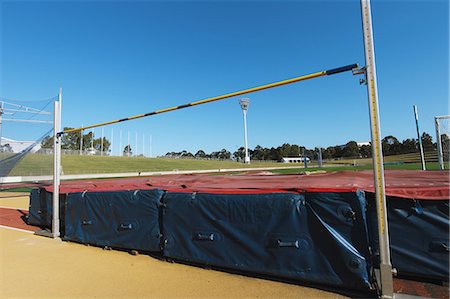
[360, 0, 394, 297]
[413, 105, 426, 170]
[239, 98, 250, 164]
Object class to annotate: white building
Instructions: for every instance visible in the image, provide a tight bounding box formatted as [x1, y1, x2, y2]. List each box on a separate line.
[281, 157, 310, 163]
[0, 137, 41, 153]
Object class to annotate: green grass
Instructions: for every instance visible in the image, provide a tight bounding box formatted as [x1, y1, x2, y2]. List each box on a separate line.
[10, 154, 284, 176]
[8, 153, 448, 177]
[270, 162, 445, 174]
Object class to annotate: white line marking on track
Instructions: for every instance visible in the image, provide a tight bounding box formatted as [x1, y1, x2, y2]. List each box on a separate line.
[0, 205, 28, 210]
[0, 225, 35, 234]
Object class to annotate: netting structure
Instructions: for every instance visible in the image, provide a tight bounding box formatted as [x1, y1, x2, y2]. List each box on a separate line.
[435, 115, 450, 170]
[0, 96, 56, 179]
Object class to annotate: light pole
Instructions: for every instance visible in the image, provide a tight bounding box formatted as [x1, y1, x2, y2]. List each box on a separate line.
[239, 98, 250, 164]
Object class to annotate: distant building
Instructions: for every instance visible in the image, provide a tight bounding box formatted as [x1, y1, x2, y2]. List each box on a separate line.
[356, 141, 371, 147]
[336, 141, 371, 149]
[0, 137, 41, 153]
[281, 157, 310, 163]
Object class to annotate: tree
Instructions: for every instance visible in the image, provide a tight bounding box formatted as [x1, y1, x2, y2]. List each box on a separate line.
[195, 150, 208, 159]
[359, 144, 372, 158]
[401, 138, 417, 154]
[212, 149, 231, 160]
[0, 143, 13, 153]
[421, 132, 435, 152]
[123, 145, 132, 156]
[252, 145, 267, 160]
[233, 147, 245, 160]
[41, 135, 53, 149]
[342, 141, 359, 158]
[382, 135, 401, 155]
[93, 137, 111, 154]
[269, 147, 281, 161]
[441, 134, 450, 161]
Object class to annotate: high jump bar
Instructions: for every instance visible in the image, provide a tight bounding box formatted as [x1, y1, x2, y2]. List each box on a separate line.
[61, 63, 358, 135]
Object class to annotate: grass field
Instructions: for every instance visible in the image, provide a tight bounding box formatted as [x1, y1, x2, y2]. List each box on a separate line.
[7, 152, 448, 177]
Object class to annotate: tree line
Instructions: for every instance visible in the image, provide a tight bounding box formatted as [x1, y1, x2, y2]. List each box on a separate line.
[165, 132, 447, 161]
[41, 129, 448, 160]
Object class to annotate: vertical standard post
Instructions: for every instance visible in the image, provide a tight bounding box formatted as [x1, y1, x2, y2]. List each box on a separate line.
[119, 130, 122, 156]
[413, 105, 426, 170]
[318, 147, 323, 168]
[135, 132, 138, 157]
[91, 130, 94, 150]
[360, 0, 393, 297]
[243, 109, 250, 163]
[52, 96, 61, 238]
[303, 147, 307, 168]
[128, 131, 130, 157]
[239, 98, 250, 164]
[80, 124, 83, 155]
[435, 117, 444, 170]
[142, 135, 145, 157]
[111, 128, 114, 156]
[101, 127, 104, 156]
[0, 101, 3, 148]
[150, 134, 153, 158]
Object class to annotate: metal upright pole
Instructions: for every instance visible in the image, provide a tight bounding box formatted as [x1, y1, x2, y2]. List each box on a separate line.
[413, 105, 426, 170]
[91, 130, 94, 150]
[101, 128, 104, 156]
[80, 124, 83, 155]
[142, 134, 145, 157]
[239, 98, 250, 164]
[360, 0, 393, 297]
[111, 128, 114, 156]
[303, 147, 307, 168]
[243, 109, 250, 163]
[0, 102, 3, 148]
[318, 147, 323, 168]
[150, 134, 153, 158]
[135, 132, 138, 157]
[119, 130, 122, 156]
[435, 117, 444, 170]
[52, 92, 62, 238]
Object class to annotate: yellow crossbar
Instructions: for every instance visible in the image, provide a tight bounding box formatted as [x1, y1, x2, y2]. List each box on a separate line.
[62, 64, 358, 135]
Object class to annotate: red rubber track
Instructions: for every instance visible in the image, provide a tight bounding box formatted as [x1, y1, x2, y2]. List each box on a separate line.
[0, 207, 40, 232]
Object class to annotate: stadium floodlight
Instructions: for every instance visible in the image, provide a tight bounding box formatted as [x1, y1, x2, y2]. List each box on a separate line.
[239, 98, 250, 164]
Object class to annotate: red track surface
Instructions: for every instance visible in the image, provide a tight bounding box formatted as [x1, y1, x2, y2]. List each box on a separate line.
[0, 207, 40, 232]
[41, 170, 449, 200]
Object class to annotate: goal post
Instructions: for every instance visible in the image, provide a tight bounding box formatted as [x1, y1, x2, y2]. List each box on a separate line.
[435, 115, 450, 170]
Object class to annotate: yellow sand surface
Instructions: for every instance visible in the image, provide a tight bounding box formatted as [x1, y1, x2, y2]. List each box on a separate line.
[0, 192, 29, 210]
[0, 227, 346, 299]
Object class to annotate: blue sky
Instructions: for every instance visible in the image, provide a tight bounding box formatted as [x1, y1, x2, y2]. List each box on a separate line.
[1, 0, 448, 156]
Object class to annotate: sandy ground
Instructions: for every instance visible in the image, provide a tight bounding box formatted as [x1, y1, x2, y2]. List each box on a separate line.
[0, 192, 29, 210]
[0, 194, 347, 299]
